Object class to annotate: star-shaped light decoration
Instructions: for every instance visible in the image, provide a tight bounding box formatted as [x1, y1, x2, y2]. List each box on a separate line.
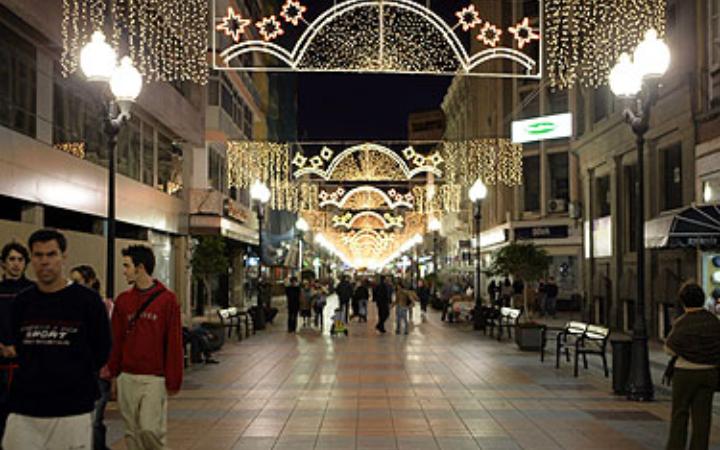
[320, 146, 334, 161]
[256, 16, 284, 42]
[413, 154, 426, 167]
[429, 152, 444, 166]
[281, 0, 307, 26]
[508, 17, 540, 49]
[309, 155, 323, 168]
[477, 22, 502, 47]
[292, 153, 307, 167]
[216, 6, 251, 43]
[319, 190, 329, 201]
[455, 4, 482, 32]
[402, 146, 416, 160]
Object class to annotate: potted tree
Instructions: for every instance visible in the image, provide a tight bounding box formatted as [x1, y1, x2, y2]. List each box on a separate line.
[488, 242, 550, 351]
[191, 235, 229, 318]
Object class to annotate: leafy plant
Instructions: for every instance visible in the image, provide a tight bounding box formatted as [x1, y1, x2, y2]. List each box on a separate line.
[191, 236, 229, 315]
[488, 242, 550, 318]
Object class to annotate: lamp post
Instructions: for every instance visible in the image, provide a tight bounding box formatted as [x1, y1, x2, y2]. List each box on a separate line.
[80, 31, 143, 301]
[250, 180, 270, 330]
[609, 29, 670, 402]
[469, 178, 488, 331]
[295, 217, 309, 274]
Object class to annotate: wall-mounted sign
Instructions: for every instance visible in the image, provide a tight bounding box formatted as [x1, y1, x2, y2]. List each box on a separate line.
[515, 225, 569, 240]
[511, 113, 573, 144]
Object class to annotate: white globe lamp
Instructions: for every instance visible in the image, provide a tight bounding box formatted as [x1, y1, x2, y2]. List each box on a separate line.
[250, 180, 271, 204]
[468, 178, 488, 202]
[633, 29, 670, 80]
[609, 53, 643, 99]
[80, 31, 117, 82]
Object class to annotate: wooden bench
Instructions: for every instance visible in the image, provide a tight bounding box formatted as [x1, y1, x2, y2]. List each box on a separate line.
[555, 321, 588, 369]
[574, 324, 610, 377]
[496, 307, 522, 341]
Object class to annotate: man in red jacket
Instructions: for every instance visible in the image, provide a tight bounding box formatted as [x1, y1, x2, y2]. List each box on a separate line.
[108, 245, 183, 450]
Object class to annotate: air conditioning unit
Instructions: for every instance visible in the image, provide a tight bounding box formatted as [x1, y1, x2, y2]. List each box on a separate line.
[548, 198, 567, 213]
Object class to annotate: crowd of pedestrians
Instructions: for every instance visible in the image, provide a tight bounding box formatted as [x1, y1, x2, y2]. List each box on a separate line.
[0, 229, 183, 450]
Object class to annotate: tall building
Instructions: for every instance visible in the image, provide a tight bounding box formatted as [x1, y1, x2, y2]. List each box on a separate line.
[442, 0, 583, 304]
[407, 110, 445, 142]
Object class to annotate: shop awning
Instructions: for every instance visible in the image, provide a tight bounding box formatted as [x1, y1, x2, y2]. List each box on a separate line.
[645, 205, 720, 249]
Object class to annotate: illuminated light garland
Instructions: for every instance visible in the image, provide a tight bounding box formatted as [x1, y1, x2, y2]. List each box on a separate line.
[545, 0, 666, 89]
[215, 0, 541, 78]
[319, 186, 413, 210]
[281, 0, 308, 26]
[477, 22, 502, 48]
[53, 142, 86, 159]
[256, 16, 284, 42]
[332, 211, 404, 230]
[216, 6, 251, 43]
[508, 17, 540, 50]
[62, 0, 208, 83]
[455, 4, 482, 32]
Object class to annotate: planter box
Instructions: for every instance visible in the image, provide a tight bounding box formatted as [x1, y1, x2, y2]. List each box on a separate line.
[515, 325, 544, 351]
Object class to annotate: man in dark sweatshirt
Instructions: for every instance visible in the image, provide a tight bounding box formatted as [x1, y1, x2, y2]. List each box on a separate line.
[108, 245, 183, 450]
[1, 229, 111, 450]
[0, 242, 34, 446]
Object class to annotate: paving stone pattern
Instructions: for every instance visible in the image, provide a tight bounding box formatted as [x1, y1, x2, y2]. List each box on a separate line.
[105, 297, 720, 449]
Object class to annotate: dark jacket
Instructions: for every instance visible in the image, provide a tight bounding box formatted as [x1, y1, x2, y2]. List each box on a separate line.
[336, 280, 354, 304]
[285, 285, 301, 312]
[666, 310, 720, 366]
[0, 276, 35, 348]
[373, 283, 391, 306]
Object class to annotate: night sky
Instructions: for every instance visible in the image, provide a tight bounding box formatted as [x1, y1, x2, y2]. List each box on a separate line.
[296, 73, 451, 141]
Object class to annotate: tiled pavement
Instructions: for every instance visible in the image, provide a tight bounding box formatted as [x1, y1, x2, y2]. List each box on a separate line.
[106, 297, 720, 450]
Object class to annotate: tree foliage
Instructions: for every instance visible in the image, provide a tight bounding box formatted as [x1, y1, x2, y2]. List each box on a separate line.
[489, 242, 550, 283]
[191, 236, 229, 314]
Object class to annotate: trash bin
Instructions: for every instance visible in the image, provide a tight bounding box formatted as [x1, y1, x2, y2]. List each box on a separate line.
[611, 339, 632, 395]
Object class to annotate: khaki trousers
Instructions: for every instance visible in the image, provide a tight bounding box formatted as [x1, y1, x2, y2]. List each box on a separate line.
[117, 373, 168, 450]
[2, 412, 91, 450]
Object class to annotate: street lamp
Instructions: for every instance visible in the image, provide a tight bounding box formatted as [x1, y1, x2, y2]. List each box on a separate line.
[250, 180, 270, 330]
[295, 217, 309, 273]
[80, 31, 142, 301]
[609, 28, 670, 402]
[468, 178, 487, 331]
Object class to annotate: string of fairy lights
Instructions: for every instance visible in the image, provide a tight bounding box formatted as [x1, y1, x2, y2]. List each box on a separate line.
[61, 0, 208, 83]
[545, 0, 666, 89]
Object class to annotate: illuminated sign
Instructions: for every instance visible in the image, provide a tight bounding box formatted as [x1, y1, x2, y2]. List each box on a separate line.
[512, 113, 573, 144]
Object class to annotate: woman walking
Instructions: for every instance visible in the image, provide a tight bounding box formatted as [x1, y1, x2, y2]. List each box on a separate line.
[665, 283, 720, 450]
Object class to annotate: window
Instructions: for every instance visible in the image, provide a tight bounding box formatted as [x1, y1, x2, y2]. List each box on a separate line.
[53, 65, 106, 165]
[549, 152, 569, 202]
[208, 78, 219, 106]
[208, 149, 226, 193]
[595, 175, 611, 218]
[115, 117, 141, 180]
[710, 0, 720, 107]
[157, 133, 174, 193]
[523, 155, 541, 212]
[0, 22, 36, 138]
[243, 103, 253, 139]
[518, 87, 540, 120]
[662, 144, 683, 210]
[623, 166, 637, 251]
[142, 123, 155, 187]
[593, 85, 609, 123]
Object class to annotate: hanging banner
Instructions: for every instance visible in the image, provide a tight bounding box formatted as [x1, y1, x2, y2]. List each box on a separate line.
[512, 113, 573, 144]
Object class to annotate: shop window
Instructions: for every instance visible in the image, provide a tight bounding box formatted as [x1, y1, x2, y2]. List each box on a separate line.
[0, 21, 36, 138]
[523, 155, 541, 212]
[549, 152, 569, 202]
[142, 122, 155, 187]
[595, 175, 611, 218]
[662, 143, 683, 210]
[208, 148, 226, 193]
[157, 133, 179, 196]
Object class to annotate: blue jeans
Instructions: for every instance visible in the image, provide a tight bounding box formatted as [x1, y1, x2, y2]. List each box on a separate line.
[396, 307, 409, 334]
[93, 378, 111, 450]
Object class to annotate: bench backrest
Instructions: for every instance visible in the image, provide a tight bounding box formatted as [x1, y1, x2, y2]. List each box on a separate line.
[585, 325, 610, 340]
[500, 307, 521, 321]
[228, 306, 238, 315]
[218, 308, 232, 320]
[566, 321, 588, 335]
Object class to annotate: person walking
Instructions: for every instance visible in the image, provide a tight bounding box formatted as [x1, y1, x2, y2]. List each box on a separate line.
[354, 280, 369, 322]
[285, 277, 301, 333]
[336, 275, 354, 323]
[536, 279, 547, 317]
[373, 276, 391, 333]
[108, 245, 183, 450]
[416, 279, 431, 321]
[70, 265, 113, 450]
[501, 278, 513, 307]
[487, 279, 498, 305]
[300, 280, 312, 327]
[0, 242, 34, 446]
[665, 283, 720, 450]
[1, 229, 111, 450]
[394, 282, 418, 335]
[544, 277, 559, 318]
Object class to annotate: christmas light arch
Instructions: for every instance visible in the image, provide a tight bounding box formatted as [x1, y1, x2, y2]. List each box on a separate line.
[319, 186, 414, 210]
[214, 0, 542, 77]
